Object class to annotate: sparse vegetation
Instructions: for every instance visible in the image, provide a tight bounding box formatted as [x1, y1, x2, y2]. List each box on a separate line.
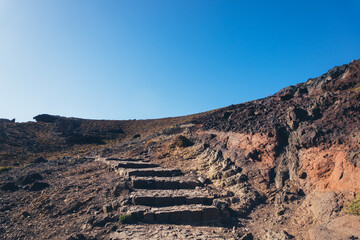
[0, 166, 12, 172]
[352, 86, 360, 92]
[345, 195, 360, 215]
[174, 135, 193, 147]
[119, 214, 132, 224]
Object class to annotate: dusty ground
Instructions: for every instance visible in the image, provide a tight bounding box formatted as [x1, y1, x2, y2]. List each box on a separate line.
[0, 158, 124, 239]
[0, 157, 239, 240]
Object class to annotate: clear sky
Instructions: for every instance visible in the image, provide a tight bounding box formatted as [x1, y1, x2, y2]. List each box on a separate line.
[1, 1, 360, 122]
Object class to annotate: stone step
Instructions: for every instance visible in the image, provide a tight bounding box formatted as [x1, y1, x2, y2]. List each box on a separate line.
[126, 204, 221, 225]
[117, 168, 183, 177]
[106, 157, 147, 162]
[130, 189, 214, 207]
[96, 157, 150, 165]
[131, 176, 202, 189]
[108, 161, 160, 169]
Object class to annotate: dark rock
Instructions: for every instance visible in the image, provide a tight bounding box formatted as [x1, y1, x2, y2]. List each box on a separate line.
[274, 126, 289, 157]
[294, 86, 308, 98]
[32, 157, 48, 164]
[33, 114, 62, 123]
[299, 172, 307, 179]
[0, 118, 15, 123]
[110, 225, 118, 232]
[223, 111, 233, 120]
[111, 181, 130, 197]
[278, 209, 285, 216]
[299, 128, 321, 148]
[286, 107, 308, 130]
[307, 104, 322, 119]
[19, 173, 43, 185]
[111, 201, 120, 211]
[213, 199, 229, 210]
[86, 216, 95, 225]
[239, 174, 248, 182]
[278, 85, 297, 101]
[174, 135, 193, 148]
[133, 134, 140, 139]
[22, 211, 31, 218]
[1, 182, 19, 192]
[103, 204, 112, 213]
[130, 210, 145, 222]
[346, 148, 360, 167]
[283, 230, 295, 239]
[235, 187, 261, 217]
[29, 181, 49, 191]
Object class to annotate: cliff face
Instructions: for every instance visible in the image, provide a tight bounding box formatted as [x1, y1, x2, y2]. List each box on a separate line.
[142, 60, 360, 239]
[194, 59, 360, 193]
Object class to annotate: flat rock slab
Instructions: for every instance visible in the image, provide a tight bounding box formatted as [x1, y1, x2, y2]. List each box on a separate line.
[117, 168, 183, 177]
[103, 160, 159, 169]
[109, 224, 238, 240]
[130, 189, 214, 206]
[127, 204, 221, 225]
[114, 161, 159, 169]
[131, 176, 202, 189]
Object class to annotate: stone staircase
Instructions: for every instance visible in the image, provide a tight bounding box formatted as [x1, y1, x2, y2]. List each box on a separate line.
[98, 157, 224, 225]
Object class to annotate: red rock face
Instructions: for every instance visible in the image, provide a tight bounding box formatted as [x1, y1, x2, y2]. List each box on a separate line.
[193, 59, 360, 193]
[298, 147, 360, 192]
[185, 60, 360, 238]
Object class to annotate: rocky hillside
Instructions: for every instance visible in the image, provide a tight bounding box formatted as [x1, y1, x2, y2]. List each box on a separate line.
[195, 59, 360, 193]
[1, 59, 360, 239]
[0, 112, 210, 167]
[120, 59, 360, 239]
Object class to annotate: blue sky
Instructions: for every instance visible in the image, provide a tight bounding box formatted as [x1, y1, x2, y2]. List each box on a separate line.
[1, 1, 360, 122]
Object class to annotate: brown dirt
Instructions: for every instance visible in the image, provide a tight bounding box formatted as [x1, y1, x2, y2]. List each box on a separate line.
[0, 158, 128, 240]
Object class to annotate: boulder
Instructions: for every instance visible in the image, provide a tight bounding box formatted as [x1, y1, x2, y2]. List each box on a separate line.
[33, 114, 62, 123]
[286, 107, 308, 130]
[19, 172, 43, 185]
